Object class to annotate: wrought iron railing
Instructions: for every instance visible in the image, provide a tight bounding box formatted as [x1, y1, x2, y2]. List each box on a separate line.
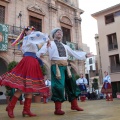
[109, 65, 120, 73]
[8, 25, 23, 36]
[108, 44, 118, 51]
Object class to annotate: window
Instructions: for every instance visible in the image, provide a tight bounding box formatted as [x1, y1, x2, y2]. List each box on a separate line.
[114, 10, 120, 17]
[109, 54, 120, 73]
[105, 13, 114, 24]
[0, 5, 5, 23]
[29, 16, 42, 31]
[90, 66, 93, 71]
[61, 27, 71, 44]
[89, 58, 92, 64]
[107, 33, 118, 51]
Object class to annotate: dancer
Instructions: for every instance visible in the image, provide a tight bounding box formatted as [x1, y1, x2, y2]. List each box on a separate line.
[36, 27, 91, 115]
[0, 91, 3, 95]
[0, 26, 49, 118]
[101, 71, 113, 101]
[76, 74, 88, 102]
[9, 88, 24, 105]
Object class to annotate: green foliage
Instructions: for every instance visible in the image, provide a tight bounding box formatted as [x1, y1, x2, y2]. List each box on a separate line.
[75, 74, 80, 80]
[7, 61, 18, 71]
[5, 61, 18, 95]
[92, 78, 98, 90]
[93, 78, 98, 83]
[40, 65, 47, 75]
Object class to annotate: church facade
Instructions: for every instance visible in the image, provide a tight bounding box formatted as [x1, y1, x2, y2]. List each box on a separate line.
[0, 0, 85, 79]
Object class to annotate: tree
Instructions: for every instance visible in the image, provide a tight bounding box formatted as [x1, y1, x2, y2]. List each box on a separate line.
[92, 78, 98, 90]
[40, 65, 47, 76]
[5, 61, 18, 96]
[7, 61, 18, 71]
[75, 74, 79, 80]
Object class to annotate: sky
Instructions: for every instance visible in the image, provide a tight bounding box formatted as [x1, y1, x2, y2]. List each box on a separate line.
[78, 0, 120, 55]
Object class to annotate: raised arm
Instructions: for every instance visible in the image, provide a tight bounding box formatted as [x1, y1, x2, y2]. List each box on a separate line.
[29, 31, 49, 44]
[65, 45, 86, 60]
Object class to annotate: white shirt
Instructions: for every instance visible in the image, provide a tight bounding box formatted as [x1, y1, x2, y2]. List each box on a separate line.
[45, 80, 51, 86]
[36, 41, 86, 60]
[22, 31, 49, 54]
[103, 75, 111, 83]
[76, 77, 88, 85]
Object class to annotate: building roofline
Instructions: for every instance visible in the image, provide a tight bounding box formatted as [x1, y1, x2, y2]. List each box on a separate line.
[57, 0, 84, 14]
[91, 3, 120, 18]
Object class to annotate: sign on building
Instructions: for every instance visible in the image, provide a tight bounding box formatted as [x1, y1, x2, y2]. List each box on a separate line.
[0, 24, 8, 51]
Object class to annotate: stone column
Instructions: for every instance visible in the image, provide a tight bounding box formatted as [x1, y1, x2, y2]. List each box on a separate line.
[74, 10, 82, 49]
[74, 10, 85, 75]
[48, 0, 57, 33]
[78, 60, 85, 75]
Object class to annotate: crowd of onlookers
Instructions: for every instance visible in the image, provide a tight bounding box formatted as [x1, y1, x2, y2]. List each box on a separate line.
[87, 91, 104, 100]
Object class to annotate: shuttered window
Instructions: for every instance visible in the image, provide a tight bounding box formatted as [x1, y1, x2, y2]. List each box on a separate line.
[0, 5, 5, 23]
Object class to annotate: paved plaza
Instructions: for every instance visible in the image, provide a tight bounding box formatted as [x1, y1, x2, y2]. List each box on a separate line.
[0, 99, 120, 120]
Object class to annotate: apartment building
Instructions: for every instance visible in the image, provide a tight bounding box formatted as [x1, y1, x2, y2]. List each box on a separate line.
[92, 3, 120, 97]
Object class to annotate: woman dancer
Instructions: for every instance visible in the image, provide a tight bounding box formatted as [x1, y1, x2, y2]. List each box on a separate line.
[0, 26, 49, 118]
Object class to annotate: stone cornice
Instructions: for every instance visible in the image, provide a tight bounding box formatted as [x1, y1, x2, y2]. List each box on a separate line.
[48, 3, 58, 12]
[27, 3, 45, 16]
[74, 17, 81, 24]
[60, 15, 72, 26]
[1, 0, 11, 3]
[57, 0, 84, 14]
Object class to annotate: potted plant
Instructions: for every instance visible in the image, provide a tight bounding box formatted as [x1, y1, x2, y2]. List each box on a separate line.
[5, 61, 18, 104]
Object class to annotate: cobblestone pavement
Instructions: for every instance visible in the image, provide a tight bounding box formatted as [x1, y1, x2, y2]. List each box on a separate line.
[0, 99, 120, 120]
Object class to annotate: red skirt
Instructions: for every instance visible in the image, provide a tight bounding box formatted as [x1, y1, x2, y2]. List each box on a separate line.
[101, 83, 112, 94]
[0, 56, 49, 95]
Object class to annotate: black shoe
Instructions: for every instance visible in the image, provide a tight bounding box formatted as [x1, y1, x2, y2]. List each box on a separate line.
[0, 92, 3, 95]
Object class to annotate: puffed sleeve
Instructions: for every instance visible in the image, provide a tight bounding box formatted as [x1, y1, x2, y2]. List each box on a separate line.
[84, 78, 88, 85]
[28, 31, 49, 44]
[76, 79, 79, 85]
[107, 76, 111, 83]
[36, 43, 48, 58]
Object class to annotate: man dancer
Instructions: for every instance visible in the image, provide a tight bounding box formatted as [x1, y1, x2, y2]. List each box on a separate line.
[36, 28, 91, 115]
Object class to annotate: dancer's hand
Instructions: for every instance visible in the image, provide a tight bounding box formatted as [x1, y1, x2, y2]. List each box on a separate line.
[47, 40, 51, 48]
[40, 53, 44, 58]
[86, 53, 93, 58]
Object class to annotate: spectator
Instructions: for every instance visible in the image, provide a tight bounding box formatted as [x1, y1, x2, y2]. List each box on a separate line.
[101, 71, 113, 101]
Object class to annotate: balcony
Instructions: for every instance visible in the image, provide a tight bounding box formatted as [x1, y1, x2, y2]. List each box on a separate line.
[109, 65, 120, 73]
[8, 25, 23, 36]
[108, 44, 118, 51]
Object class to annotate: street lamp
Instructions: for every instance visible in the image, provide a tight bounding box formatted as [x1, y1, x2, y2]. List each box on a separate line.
[18, 11, 22, 30]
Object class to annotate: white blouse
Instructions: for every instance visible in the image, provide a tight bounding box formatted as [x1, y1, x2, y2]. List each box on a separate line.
[22, 31, 49, 54]
[103, 75, 111, 83]
[36, 41, 86, 60]
[76, 78, 88, 85]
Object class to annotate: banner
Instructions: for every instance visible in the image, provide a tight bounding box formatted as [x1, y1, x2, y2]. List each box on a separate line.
[0, 24, 8, 51]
